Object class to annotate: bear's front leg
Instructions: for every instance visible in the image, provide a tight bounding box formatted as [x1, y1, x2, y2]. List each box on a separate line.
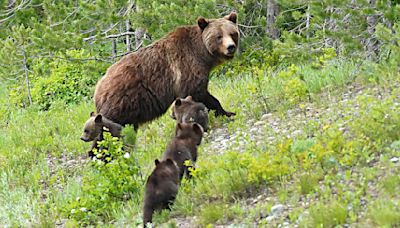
[195, 91, 235, 117]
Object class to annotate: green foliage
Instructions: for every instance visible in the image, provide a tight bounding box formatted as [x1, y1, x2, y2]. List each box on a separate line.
[1, 0, 400, 226]
[308, 200, 348, 227]
[367, 200, 400, 227]
[10, 50, 107, 109]
[298, 173, 319, 195]
[198, 203, 224, 226]
[62, 131, 142, 225]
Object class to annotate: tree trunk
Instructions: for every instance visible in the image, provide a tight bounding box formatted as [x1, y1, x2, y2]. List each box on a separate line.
[366, 0, 379, 59]
[266, 0, 279, 39]
[134, 28, 145, 50]
[21, 46, 32, 106]
[305, 4, 310, 40]
[323, 6, 340, 55]
[112, 39, 117, 58]
[125, 20, 132, 52]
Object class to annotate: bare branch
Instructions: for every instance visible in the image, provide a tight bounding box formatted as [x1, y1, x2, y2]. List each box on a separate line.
[21, 46, 32, 106]
[238, 24, 262, 28]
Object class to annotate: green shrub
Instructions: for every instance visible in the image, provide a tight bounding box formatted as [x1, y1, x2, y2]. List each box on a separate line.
[367, 200, 400, 227]
[308, 200, 348, 227]
[62, 131, 143, 225]
[10, 49, 108, 110]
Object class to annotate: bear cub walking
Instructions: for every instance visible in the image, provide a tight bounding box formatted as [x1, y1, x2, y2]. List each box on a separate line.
[163, 122, 204, 179]
[143, 159, 180, 226]
[80, 112, 123, 158]
[171, 96, 209, 132]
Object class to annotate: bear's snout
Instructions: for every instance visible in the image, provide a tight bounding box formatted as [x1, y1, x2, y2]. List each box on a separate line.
[80, 136, 90, 142]
[227, 45, 236, 54]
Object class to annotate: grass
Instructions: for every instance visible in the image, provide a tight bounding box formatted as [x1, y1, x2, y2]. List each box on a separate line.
[0, 55, 400, 226]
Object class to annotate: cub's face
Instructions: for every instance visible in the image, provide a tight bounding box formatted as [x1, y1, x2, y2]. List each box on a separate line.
[80, 112, 103, 142]
[175, 122, 204, 145]
[171, 96, 195, 120]
[198, 12, 239, 59]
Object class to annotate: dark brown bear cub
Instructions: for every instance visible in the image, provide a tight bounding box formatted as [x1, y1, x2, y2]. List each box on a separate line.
[94, 12, 239, 129]
[143, 159, 179, 227]
[171, 96, 209, 132]
[162, 123, 204, 179]
[80, 112, 123, 158]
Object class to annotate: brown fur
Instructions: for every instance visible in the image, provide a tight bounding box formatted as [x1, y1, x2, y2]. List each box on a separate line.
[80, 112, 123, 157]
[171, 96, 209, 132]
[143, 159, 180, 226]
[94, 12, 239, 128]
[162, 123, 203, 179]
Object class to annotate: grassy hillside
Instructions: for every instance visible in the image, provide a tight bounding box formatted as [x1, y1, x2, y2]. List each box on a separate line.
[0, 56, 399, 227]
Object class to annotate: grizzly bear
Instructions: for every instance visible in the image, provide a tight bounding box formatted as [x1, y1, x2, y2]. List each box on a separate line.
[162, 122, 204, 179]
[143, 158, 180, 226]
[94, 12, 239, 129]
[171, 96, 209, 132]
[80, 112, 123, 157]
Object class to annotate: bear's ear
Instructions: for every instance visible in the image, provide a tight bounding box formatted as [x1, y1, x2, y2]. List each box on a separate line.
[185, 96, 193, 101]
[175, 98, 182, 107]
[155, 159, 160, 166]
[90, 111, 95, 117]
[171, 110, 177, 119]
[197, 17, 209, 30]
[193, 123, 204, 135]
[166, 158, 174, 166]
[94, 114, 102, 123]
[224, 11, 237, 24]
[175, 123, 183, 135]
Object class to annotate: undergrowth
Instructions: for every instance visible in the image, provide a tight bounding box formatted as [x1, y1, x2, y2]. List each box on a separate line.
[0, 51, 399, 226]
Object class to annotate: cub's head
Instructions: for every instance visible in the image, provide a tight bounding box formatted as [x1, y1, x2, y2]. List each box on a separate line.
[198, 12, 239, 60]
[153, 159, 179, 178]
[171, 96, 209, 132]
[80, 112, 104, 142]
[171, 96, 195, 120]
[175, 122, 204, 145]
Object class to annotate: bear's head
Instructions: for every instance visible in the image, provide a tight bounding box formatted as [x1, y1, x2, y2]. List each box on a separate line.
[80, 112, 104, 142]
[171, 96, 195, 120]
[198, 12, 239, 60]
[152, 158, 179, 179]
[171, 96, 209, 132]
[175, 122, 204, 146]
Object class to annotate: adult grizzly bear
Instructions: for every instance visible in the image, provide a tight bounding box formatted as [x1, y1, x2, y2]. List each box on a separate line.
[94, 12, 239, 129]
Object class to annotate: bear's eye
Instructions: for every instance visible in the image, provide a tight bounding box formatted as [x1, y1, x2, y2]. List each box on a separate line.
[231, 32, 238, 39]
[217, 35, 223, 41]
[84, 129, 89, 134]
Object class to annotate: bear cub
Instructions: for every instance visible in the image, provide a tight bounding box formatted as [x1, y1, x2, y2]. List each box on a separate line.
[143, 158, 180, 226]
[162, 122, 204, 180]
[171, 96, 209, 132]
[80, 112, 123, 158]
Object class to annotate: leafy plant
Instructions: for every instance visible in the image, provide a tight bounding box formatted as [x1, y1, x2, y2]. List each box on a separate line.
[62, 131, 142, 225]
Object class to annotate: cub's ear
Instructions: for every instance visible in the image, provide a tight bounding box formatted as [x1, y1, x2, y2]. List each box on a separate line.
[90, 111, 95, 117]
[170, 110, 177, 119]
[175, 123, 183, 136]
[94, 114, 102, 123]
[185, 96, 193, 101]
[155, 159, 160, 166]
[175, 98, 182, 107]
[193, 123, 204, 135]
[197, 17, 209, 30]
[224, 11, 237, 24]
[166, 158, 175, 166]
